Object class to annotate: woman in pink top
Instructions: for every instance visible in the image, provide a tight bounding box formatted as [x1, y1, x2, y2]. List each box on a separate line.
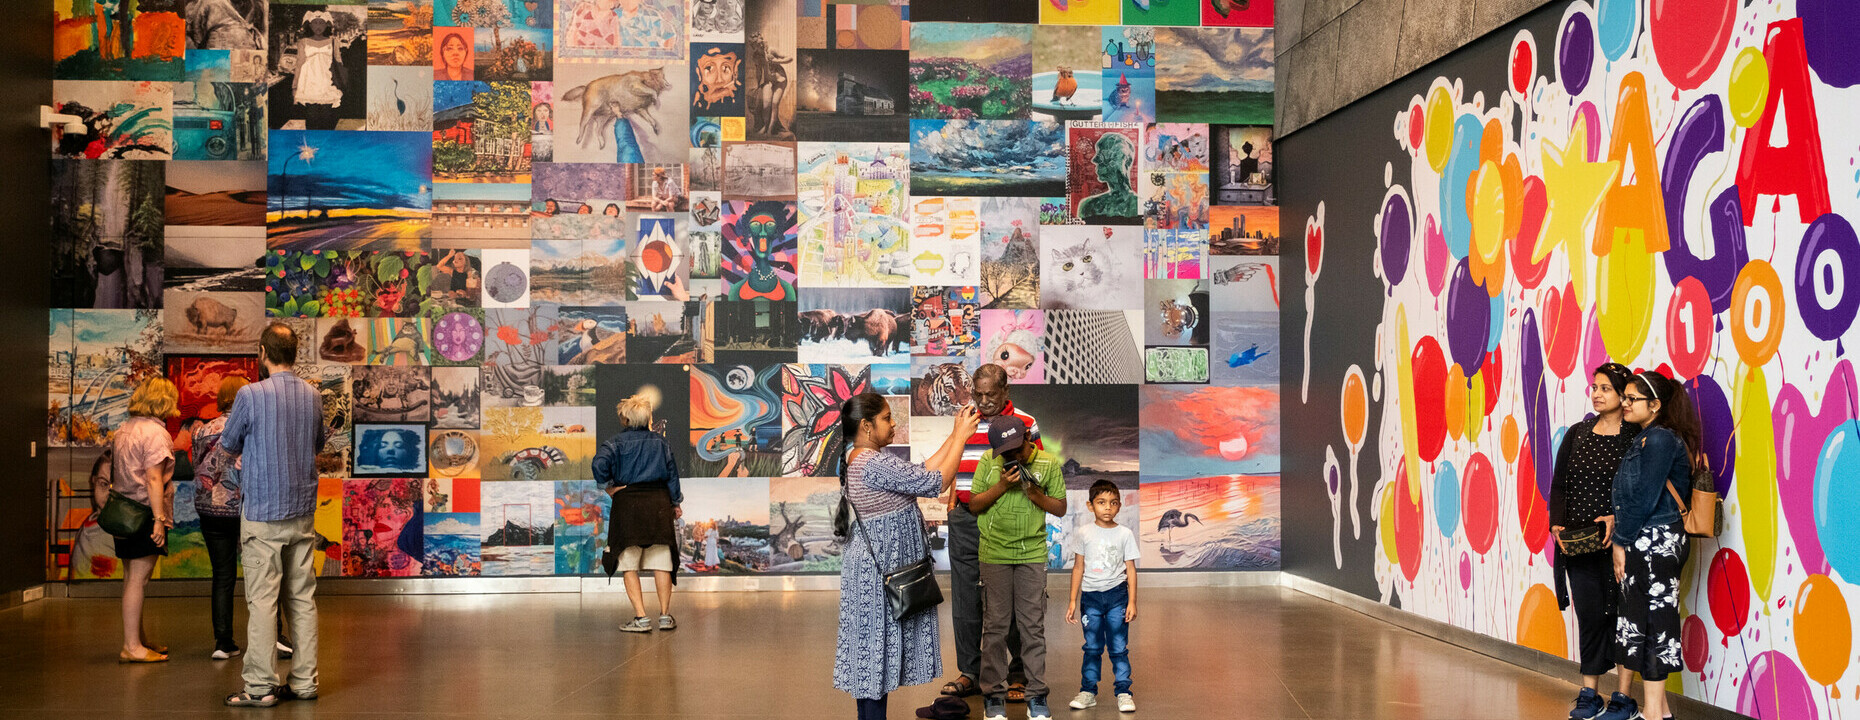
[111, 378, 181, 663]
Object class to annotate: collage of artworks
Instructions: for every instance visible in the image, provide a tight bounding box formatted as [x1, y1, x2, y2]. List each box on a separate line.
[46, 0, 1282, 581]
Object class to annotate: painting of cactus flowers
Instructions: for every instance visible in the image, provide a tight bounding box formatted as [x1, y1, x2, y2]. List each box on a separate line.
[908, 23, 1031, 120]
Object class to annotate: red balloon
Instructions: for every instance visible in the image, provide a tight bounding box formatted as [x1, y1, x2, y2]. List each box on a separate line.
[1542, 283, 1583, 380]
[1666, 276, 1713, 379]
[1511, 176, 1551, 289]
[1649, 0, 1737, 90]
[1463, 452, 1500, 555]
[1395, 462, 1426, 582]
[1683, 614, 1710, 672]
[1305, 218, 1324, 279]
[1412, 337, 1450, 461]
[1510, 39, 1536, 95]
[1708, 548, 1753, 639]
[1515, 442, 1548, 552]
[1409, 104, 1426, 151]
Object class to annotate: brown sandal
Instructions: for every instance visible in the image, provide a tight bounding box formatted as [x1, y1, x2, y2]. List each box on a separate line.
[1006, 682, 1027, 703]
[941, 675, 979, 697]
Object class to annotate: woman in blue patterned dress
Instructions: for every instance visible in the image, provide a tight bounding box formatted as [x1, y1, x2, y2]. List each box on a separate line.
[834, 393, 979, 719]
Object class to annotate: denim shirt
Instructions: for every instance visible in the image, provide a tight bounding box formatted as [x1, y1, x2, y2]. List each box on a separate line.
[1611, 425, 1689, 545]
[591, 427, 683, 505]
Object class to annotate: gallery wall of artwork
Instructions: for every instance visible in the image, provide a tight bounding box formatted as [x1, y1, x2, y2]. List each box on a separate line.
[1280, 0, 1860, 716]
[45, 0, 1282, 584]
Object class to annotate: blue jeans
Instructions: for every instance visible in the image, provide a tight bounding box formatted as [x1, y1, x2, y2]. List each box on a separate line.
[1079, 582, 1131, 694]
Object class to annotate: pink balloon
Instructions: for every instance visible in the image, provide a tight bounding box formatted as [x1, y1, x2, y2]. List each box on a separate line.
[1736, 651, 1820, 719]
[1772, 361, 1858, 578]
[1424, 214, 1449, 297]
[1580, 310, 1608, 381]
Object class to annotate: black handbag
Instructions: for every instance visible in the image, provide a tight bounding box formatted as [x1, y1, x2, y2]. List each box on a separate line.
[99, 490, 153, 538]
[847, 489, 943, 622]
[1556, 524, 1608, 555]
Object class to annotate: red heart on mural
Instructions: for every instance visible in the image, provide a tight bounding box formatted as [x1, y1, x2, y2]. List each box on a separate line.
[1541, 282, 1582, 381]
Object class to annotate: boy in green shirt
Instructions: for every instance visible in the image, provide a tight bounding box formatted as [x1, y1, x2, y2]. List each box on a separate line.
[969, 415, 1066, 720]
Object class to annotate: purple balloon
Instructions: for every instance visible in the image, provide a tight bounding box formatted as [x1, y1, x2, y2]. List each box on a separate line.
[1795, 214, 1860, 341]
[1801, 0, 1860, 88]
[1445, 258, 1491, 374]
[1685, 375, 1737, 499]
[1381, 192, 1413, 291]
[1737, 651, 1820, 720]
[1521, 309, 1552, 500]
[1559, 11, 1595, 95]
[1662, 97, 1750, 314]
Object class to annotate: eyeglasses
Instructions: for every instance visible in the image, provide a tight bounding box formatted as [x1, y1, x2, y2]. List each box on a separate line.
[1622, 395, 1650, 406]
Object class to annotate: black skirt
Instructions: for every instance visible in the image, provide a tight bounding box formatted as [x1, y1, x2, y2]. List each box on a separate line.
[605, 484, 681, 583]
[112, 515, 168, 560]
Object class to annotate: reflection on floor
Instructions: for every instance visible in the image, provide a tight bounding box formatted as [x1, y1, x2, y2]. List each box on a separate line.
[0, 585, 1577, 718]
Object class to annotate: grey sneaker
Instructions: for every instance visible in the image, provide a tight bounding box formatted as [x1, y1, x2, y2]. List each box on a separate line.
[658, 614, 676, 630]
[619, 616, 653, 633]
[1029, 695, 1051, 720]
[983, 697, 1007, 720]
[1068, 691, 1097, 709]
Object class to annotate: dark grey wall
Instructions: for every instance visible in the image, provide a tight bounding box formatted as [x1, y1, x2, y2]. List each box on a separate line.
[1275, 0, 1552, 135]
[0, 1, 54, 596]
[1278, 1, 1561, 598]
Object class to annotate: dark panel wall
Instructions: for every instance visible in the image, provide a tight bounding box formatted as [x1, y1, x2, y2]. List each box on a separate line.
[1, 1, 54, 595]
[1279, 4, 1559, 599]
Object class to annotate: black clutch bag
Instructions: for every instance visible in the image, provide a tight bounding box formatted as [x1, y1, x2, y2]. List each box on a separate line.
[1557, 524, 1607, 555]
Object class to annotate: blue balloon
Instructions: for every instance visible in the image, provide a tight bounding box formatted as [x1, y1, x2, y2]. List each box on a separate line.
[1435, 461, 1461, 537]
[1438, 115, 1484, 260]
[1486, 289, 1506, 354]
[1595, 0, 1636, 63]
[1815, 423, 1860, 582]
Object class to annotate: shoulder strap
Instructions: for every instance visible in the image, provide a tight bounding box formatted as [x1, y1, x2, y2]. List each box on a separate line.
[1665, 478, 1690, 514]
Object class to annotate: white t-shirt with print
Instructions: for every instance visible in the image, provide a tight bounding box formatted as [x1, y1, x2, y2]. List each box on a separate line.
[1072, 522, 1140, 593]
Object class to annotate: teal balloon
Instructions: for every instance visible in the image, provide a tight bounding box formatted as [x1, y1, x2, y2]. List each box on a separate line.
[1596, 0, 1636, 63]
[1815, 423, 1860, 582]
[1435, 461, 1461, 537]
[1438, 115, 1484, 259]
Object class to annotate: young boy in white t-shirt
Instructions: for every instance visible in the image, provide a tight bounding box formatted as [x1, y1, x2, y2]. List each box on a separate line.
[1064, 480, 1140, 712]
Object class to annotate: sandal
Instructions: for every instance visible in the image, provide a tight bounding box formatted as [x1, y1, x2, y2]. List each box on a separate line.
[118, 650, 168, 663]
[1006, 682, 1027, 703]
[942, 675, 979, 697]
[224, 691, 279, 708]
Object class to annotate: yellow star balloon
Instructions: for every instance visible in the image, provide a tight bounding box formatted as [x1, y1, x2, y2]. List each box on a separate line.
[1533, 124, 1618, 306]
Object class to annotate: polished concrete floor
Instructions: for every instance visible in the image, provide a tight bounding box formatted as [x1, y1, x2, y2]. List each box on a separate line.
[0, 585, 1578, 719]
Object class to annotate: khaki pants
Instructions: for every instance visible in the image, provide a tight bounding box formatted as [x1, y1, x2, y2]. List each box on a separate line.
[980, 562, 1049, 699]
[241, 514, 319, 697]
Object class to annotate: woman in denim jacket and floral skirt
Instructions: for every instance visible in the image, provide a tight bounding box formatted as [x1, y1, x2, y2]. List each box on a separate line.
[1603, 370, 1703, 720]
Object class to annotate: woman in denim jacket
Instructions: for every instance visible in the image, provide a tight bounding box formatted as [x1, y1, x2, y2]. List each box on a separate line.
[1604, 370, 1703, 720]
[592, 391, 685, 633]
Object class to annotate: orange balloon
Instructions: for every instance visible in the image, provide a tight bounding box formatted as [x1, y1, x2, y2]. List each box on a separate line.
[1730, 261, 1786, 368]
[1502, 416, 1521, 463]
[1517, 584, 1569, 657]
[1445, 365, 1469, 441]
[1342, 368, 1368, 449]
[1794, 574, 1852, 686]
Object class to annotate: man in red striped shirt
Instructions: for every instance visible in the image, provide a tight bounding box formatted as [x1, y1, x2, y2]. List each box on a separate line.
[941, 364, 1042, 700]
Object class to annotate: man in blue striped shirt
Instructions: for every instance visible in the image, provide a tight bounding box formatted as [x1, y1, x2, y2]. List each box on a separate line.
[220, 323, 327, 708]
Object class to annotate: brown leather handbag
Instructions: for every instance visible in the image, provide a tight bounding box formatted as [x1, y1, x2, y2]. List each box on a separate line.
[1667, 455, 1721, 539]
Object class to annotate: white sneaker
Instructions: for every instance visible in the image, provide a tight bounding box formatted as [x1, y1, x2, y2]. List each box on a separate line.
[210, 647, 242, 660]
[1069, 691, 1098, 709]
[1116, 693, 1136, 712]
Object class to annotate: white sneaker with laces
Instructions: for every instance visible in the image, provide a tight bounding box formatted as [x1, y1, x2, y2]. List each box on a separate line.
[1069, 691, 1097, 709]
[210, 648, 242, 660]
[1116, 693, 1136, 712]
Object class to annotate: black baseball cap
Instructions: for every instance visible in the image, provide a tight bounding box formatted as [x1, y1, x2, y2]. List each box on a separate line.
[988, 415, 1028, 455]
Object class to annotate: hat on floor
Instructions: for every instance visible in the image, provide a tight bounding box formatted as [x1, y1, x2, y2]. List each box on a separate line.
[916, 696, 970, 719]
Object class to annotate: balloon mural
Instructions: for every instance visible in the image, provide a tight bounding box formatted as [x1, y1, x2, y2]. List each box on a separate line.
[1306, 0, 1860, 715]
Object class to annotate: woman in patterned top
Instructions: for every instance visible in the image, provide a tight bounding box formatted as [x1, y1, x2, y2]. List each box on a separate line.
[1607, 370, 1704, 720]
[194, 376, 249, 659]
[1548, 363, 1638, 720]
[833, 393, 978, 720]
